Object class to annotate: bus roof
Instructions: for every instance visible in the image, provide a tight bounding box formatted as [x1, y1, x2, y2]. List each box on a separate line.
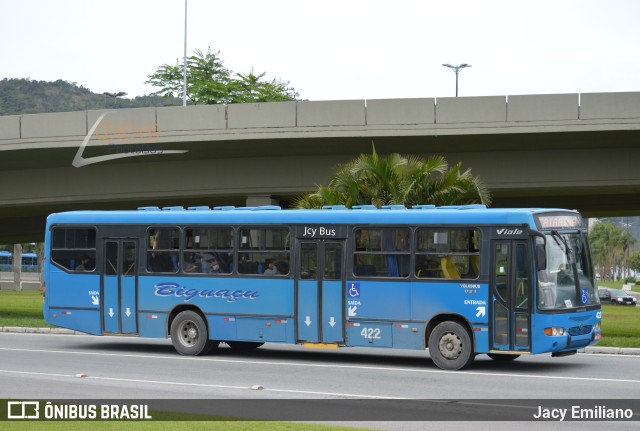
[45, 205, 581, 228]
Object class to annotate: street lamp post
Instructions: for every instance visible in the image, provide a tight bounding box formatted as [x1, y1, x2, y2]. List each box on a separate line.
[183, 0, 188, 107]
[442, 63, 471, 97]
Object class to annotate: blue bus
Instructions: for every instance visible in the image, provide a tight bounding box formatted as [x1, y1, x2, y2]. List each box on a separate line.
[42, 205, 601, 370]
[0, 251, 40, 272]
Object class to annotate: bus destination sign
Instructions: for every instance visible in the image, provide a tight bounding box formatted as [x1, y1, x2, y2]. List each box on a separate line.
[296, 225, 347, 239]
[536, 214, 584, 230]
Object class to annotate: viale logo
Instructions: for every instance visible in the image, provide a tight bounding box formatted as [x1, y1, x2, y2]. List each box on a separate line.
[496, 228, 523, 235]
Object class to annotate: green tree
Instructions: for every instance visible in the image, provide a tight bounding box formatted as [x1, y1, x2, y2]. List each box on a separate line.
[146, 47, 298, 105]
[293, 147, 491, 209]
[589, 221, 636, 280]
[628, 249, 640, 275]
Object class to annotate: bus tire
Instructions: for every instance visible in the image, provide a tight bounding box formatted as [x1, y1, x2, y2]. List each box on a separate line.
[487, 353, 520, 362]
[226, 341, 265, 350]
[428, 321, 474, 370]
[170, 311, 216, 356]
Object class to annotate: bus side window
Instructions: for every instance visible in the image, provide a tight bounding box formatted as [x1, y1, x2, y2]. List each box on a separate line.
[50, 227, 97, 272]
[147, 228, 179, 273]
[415, 228, 481, 280]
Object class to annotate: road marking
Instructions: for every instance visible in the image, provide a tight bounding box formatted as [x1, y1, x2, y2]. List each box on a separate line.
[0, 369, 405, 399]
[1, 346, 640, 385]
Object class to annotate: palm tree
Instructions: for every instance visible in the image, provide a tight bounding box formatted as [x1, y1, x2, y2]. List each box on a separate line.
[293, 147, 491, 209]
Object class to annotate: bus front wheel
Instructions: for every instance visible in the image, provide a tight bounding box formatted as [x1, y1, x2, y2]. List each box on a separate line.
[171, 311, 218, 356]
[428, 321, 474, 370]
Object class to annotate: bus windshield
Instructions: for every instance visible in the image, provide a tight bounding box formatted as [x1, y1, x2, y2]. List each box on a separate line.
[537, 231, 598, 310]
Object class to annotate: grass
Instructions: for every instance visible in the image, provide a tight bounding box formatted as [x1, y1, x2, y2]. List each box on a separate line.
[598, 279, 640, 293]
[599, 304, 640, 347]
[596, 280, 640, 347]
[0, 290, 54, 328]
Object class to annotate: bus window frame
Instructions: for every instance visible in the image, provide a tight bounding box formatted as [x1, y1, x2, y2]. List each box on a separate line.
[414, 226, 481, 281]
[351, 226, 412, 279]
[237, 225, 292, 277]
[49, 225, 98, 274]
[146, 226, 181, 274]
[182, 225, 235, 276]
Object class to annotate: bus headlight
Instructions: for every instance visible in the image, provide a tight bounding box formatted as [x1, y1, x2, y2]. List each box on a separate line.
[544, 327, 566, 336]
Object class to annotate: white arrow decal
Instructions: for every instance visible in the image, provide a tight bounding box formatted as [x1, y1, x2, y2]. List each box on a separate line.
[125, 308, 132, 317]
[348, 306, 357, 317]
[91, 295, 99, 305]
[108, 308, 115, 318]
[329, 317, 336, 327]
[476, 306, 486, 318]
[304, 316, 312, 326]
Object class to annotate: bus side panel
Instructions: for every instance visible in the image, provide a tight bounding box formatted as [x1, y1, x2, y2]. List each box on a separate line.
[47, 269, 101, 309]
[236, 317, 290, 342]
[347, 322, 393, 347]
[392, 323, 425, 349]
[45, 268, 101, 335]
[44, 308, 101, 335]
[347, 280, 410, 320]
[208, 315, 237, 340]
[138, 312, 169, 339]
[411, 281, 489, 323]
[137, 277, 294, 316]
[471, 327, 490, 352]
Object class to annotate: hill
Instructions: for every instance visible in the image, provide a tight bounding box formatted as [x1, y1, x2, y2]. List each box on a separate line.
[0, 78, 182, 116]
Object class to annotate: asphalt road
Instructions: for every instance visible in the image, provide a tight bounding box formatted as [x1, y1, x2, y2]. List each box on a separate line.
[1, 332, 639, 429]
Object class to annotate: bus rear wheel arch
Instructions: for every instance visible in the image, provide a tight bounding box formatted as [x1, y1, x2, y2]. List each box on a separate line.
[170, 310, 219, 356]
[428, 321, 475, 370]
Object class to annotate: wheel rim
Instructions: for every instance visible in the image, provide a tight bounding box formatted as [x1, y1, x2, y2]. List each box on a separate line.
[438, 332, 462, 360]
[178, 320, 199, 348]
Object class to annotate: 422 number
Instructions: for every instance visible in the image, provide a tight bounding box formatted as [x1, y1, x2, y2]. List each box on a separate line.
[360, 327, 382, 340]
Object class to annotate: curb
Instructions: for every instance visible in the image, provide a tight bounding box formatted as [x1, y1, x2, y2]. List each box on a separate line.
[2, 327, 640, 356]
[0, 326, 81, 335]
[580, 346, 640, 356]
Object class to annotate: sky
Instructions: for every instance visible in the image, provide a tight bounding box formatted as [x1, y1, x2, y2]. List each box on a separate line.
[1, 0, 640, 101]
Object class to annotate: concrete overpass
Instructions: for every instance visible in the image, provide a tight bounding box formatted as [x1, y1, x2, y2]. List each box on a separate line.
[1, 92, 640, 243]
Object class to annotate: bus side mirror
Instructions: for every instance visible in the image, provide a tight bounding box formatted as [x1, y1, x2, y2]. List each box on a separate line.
[536, 244, 547, 271]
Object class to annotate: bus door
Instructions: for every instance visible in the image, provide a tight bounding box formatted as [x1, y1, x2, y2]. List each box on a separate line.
[102, 239, 138, 335]
[296, 239, 346, 344]
[490, 239, 531, 352]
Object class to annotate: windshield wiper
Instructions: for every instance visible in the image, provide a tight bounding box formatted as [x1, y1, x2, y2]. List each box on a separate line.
[551, 230, 573, 261]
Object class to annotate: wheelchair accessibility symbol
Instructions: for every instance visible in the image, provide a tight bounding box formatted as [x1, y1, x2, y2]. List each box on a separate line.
[581, 289, 589, 305]
[348, 283, 360, 298]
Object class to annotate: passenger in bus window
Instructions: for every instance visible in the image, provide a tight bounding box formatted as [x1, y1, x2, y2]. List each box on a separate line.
[148, 252, 174, 272]
[416, 256, 440, 278]
[75, 255, 92, 272]
[209, 257, 222, 273]
[185, 254, 206, 273]
[395, 230, 410, 251]
[263, 258, 280, 275]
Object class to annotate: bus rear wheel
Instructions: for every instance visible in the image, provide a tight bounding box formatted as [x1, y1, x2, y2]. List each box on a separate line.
[171, 311, 218, 356]
[428, 321, 474, 370]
